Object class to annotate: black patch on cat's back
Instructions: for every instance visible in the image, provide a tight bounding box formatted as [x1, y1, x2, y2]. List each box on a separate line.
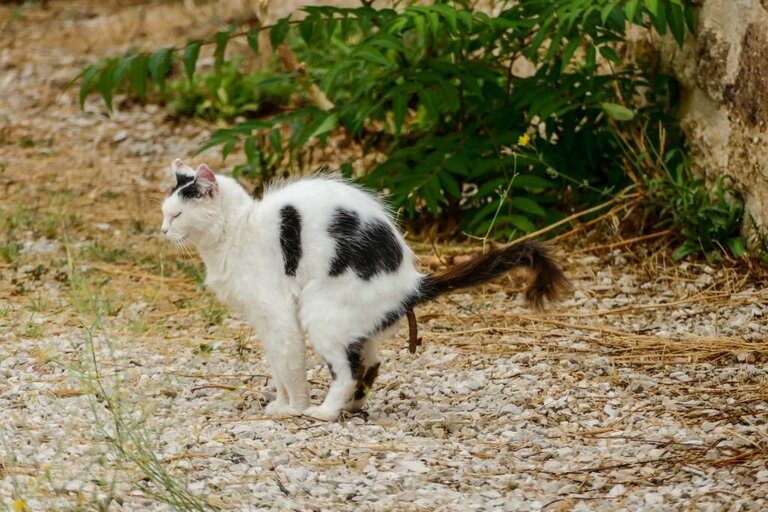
[327, 208, 403, 280]
[279, 205, 302, 277]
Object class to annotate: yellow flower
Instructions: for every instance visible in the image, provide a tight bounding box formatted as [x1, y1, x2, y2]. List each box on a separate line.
[518, 133, 530, 147]
[13, 499, 27, 512]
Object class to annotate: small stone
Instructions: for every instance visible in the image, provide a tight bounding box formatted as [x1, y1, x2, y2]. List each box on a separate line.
[399, 460, 429, 474]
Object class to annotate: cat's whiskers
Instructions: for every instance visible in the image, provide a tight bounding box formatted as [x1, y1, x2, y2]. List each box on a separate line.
[173, 238, 194, 263]
[180, 241, 195, 262]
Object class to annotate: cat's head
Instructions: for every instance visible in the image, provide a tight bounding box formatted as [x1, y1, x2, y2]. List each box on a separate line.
[160, 159, 222, 245]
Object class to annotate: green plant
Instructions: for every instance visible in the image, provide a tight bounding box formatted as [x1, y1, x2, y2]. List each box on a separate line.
[0, 242, 22, 263]
[81, 327, 214, 511]
[169, 59, 295, 122]
[201, 301, 227, 326]
[85, 241, 129, 264]
[646, 162, 746, 261]
[76, 1, 699, 242]
[63, 237, 214, 511]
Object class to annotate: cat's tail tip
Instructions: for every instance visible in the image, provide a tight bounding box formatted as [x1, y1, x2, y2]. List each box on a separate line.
[522, 242, 573, 311]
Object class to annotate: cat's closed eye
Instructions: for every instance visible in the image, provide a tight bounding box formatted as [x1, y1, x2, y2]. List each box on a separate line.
[171, 212, 182, 219]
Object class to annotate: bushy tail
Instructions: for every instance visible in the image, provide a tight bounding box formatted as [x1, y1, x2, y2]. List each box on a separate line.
[418, 240, 572, 310]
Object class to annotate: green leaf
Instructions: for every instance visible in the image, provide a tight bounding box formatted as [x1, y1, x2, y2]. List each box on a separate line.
[98, 60, 116, 110]
[648, 0, 667, 35]
[214, 31, 229, 70]
[79, 65, 100, 108]
[599, 45, 621, 63]
[672, 243, 695, 261]
[307, 112, 338, 141]
[431, 3, 458, 32]
[148, 48, 173, 94]
[438, 171, 461, 198]
[424, 174, 443, 212]
[508, 214, 536, 233]
[392, 93, 407, 137]
[625, 0, 640, 22]
[113, 57, 132, 87]
[601, 102, 635, 121]
[299, 19, 314, 44]
[513, 196, 547, 218]
[509, 175, 555, 190]
[369, 34, 405, 52]
[413, 11, 427, 50]
[560, 38, 580, 72]
[129, 54, 149, 100]
[476, 178, 506, 198]
[356, 46, 391, 66]
[222, 138, 236, 160]
[600, 2, 618, 24]
[244, 136, 257, 164]
[666, 2, 686, 45]
[585, 45, 596, 74]
[247, 28, 260, 53]
[527, 18, 553, 60]
[419, 89, 439, 126]
[727, 237, 747, 258]
[270, 17, 290, 48]
[183, 40, 202, 81]
[644, 0, 660, 18]
[269, 128, 283, 156]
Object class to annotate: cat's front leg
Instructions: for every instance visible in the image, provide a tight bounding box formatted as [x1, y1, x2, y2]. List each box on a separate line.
[263, 382, 290, 415]
[255, 317, 309, 416]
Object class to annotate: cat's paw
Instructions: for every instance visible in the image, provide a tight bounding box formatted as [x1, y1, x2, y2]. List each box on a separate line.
[264, 401, 302, 417]
[303, 405, 340, 422]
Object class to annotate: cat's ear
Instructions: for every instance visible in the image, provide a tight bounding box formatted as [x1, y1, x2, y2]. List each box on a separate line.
[171, 158, 195, 180]
[195, 164, 218, 196]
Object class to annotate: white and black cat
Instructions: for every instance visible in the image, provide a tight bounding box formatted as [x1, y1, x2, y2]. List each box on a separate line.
[161, 160, 571, 421]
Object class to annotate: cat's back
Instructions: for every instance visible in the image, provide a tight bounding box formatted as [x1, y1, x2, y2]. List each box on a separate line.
[257, 175, 412, 281]
[262, 176, 386, 219]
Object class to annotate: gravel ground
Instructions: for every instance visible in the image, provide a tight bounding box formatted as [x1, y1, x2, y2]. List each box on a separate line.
[1, 2, 767, 511]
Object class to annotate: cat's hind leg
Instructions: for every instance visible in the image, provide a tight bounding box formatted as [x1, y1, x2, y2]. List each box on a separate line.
[300, 271, 417, 421]
[344, 335, 382, 413]
[303, 336, 365, 421]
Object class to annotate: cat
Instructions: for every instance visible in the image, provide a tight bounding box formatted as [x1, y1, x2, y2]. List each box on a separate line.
[161, 159, 571, 421]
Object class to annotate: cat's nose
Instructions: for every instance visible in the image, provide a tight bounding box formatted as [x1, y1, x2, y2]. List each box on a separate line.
[161, 227, 169, 235]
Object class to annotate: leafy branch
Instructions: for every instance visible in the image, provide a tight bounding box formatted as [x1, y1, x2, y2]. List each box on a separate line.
[72, 1, 712, 248]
